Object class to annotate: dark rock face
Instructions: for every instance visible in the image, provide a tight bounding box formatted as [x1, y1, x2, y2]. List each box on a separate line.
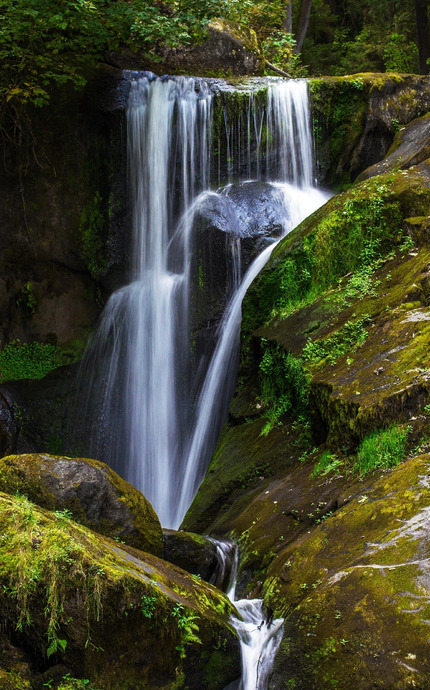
[163, 529, 219, 582]
[0, 364, 84, 456]
[107, 20, 263, 77]
[0, 65, 128, 355]
[0, 453, 164, 556]
[311, 73, 430, 186]
[357, 112, 430, 180]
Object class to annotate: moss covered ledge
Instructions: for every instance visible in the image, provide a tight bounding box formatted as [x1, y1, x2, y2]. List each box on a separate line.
[0, 491, 240, 689]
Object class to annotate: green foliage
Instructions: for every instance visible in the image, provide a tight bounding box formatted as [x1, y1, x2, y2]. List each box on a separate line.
[302, 315, 371, 368]
[383, 33, 418, 72]
[354, 425, 411, 475]
[302, 1, 419, 76]
[16, 282, 37, 312]
[0, 340, 61, 382]
[262, 31, 307, 76]
[259, 341, 309, 434]
[171, 604, 201, 659]
[141, 594, 157, 619]
[311, 451, 341, 478]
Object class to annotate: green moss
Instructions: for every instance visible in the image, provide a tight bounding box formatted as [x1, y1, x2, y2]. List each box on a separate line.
[0, 340, 61, 382]
[0, 670, 31, 690]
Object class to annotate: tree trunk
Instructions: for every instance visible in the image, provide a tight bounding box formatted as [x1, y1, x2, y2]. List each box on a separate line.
[294, 0, 312, 54]
[415, 0, 430, 74]
[283, 0, 293, 34]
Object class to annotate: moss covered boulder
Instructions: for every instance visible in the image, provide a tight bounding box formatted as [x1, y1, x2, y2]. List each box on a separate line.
[310, 73, 430, 186]
[0, 492, 240, 689]
[265, 453, 430, 688]
[163, 529, 220, 583]
[107, 19, 262, 78]
[0, 453, 163, 557]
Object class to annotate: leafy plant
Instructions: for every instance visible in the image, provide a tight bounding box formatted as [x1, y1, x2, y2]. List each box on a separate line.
[171, 604, 201, 659]
[354, 425, 411, 475]
[16, 282, 37, 312]
[259, 341, 309, 434]
[141, 594, 157, 619]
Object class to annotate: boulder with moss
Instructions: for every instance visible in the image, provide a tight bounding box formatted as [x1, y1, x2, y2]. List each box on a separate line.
[310, 73, 430, 186]
[0, 453, 164, 557]
[107, 19, 263, 77]
[0, 491, 240, 689]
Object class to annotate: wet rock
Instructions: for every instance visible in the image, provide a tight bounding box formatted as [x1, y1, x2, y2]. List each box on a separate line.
[0, 492, 240, 689]
[163, 529, 219, 582]
[0, 453, 164, 556]
[266, 455, 430, 689]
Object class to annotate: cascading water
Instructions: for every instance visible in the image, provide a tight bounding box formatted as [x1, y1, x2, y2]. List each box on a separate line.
[210, 539, 284, 690]
[80, 74, 329, 528]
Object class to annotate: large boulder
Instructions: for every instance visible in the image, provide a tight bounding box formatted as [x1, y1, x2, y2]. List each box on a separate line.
[0, 492, 240, 689]
[0, 453, 164, 556]
[310, 73, 430, 186]
[107, 20, 263, 77]
[357, 112, 430, 180]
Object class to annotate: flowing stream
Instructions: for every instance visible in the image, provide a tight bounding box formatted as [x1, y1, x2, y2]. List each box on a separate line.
[80, 73, 328, 529]
[211, 539, 284, 690]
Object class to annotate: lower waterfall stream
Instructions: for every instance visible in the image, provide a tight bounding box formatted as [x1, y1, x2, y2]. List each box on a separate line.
[211, 540, 284, 690]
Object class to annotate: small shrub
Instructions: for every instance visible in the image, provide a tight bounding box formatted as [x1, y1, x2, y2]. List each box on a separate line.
[302, 315, 371, 368]
[141, 594, 157, 619]
[354, 425, 411, 475]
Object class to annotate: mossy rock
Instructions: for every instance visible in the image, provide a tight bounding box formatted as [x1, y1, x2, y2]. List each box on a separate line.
[0, 492, 240, 689]
[0, 453, 164, 557]
[357, 112, 430, 181]
[264, 454, 430, 688]
[310, 73, 430, 185]
[107, 19, 263, 78]
[163, 529, 220, 584]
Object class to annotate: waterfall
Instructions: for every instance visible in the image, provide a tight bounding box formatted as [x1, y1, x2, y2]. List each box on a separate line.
[79, 74, 329, 528]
